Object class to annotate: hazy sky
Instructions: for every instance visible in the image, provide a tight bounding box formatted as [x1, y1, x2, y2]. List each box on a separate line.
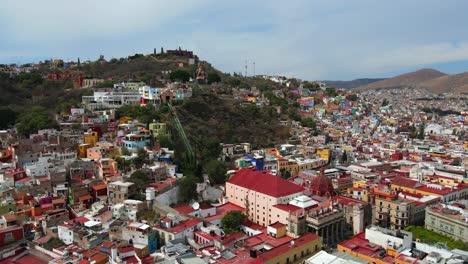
[1, 0, 468, 80]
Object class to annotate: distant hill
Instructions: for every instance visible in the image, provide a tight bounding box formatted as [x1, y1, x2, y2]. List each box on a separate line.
[354, 69, 447, 92]
[416, 72, 468, 93]
[323, 78, 385, 89]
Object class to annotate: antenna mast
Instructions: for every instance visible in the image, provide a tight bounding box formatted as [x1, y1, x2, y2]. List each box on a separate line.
[253, 62, 255, 76]
[245, 60, 248, 77]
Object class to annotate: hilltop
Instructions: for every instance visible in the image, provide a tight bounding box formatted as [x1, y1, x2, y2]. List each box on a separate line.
[416, 71, 468, 93]
[354, 69, 447, 92]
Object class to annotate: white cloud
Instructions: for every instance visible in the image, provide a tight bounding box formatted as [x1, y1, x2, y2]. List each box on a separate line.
[358, 42, 468, 74]
[1, 0, 205, 41]
[1, 0, 468, 79]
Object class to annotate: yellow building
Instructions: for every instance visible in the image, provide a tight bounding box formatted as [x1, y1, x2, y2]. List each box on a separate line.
[277, 158, 299, 175]
[77, 144, 92, 159]
[316, 148, 331, 161]
[423, 175, 459, 187]
[119, 116, 134, 124]
[148, 122, 171, 138]
[83, 131, 99, 147]
[374, 189, 415, 230]
[259, 233, 322, 264]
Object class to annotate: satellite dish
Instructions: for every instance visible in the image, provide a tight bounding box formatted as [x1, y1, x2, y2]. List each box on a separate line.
[191, 201, 200, 210]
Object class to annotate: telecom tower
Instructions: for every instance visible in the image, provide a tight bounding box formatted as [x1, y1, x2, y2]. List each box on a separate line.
[244, 60, 248, 77]
[253, 62, 255, 76]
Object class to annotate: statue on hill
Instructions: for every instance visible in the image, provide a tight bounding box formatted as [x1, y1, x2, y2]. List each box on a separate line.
[196, 63, 206, 83]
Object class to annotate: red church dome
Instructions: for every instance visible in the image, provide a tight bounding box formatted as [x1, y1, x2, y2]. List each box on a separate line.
[309, 169, 336, 197]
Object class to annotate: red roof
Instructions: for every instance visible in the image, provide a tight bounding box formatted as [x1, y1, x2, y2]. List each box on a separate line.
[15, 177, 33, 183]
[228, 168, 304, 198]
[269, 222, 285, 229]
[335, 195, 366, 205]
[205, 202, 244, 222]
[92, 184, 107, 191]
[73, 216, 90, 224]
[417, 185, 456, 195]
[158, 219, 202, 234]
[172, 205, 195, 215]
[391, 176, 421, 189]
[272, 204, 301, 213]
[79, 194, 93, 201]
[338, 232, 394, 263]
[118, 246, 134, 253]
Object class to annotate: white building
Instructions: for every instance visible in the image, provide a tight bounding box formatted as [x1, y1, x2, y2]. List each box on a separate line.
[82, 91, 141, 110]
[24, 158, 49, 178]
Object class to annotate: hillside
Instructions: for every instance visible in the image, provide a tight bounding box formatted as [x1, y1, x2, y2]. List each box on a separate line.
[175, 88, 290, 151]
[354, 69, 447, 91]
[416, 72, 468, 93]
[323, 78, 385, 89]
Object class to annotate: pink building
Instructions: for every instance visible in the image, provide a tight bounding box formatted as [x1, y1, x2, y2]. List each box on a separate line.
[87, 147, 105, 160]
[95, 158, 119, 181]
[226, 168, 304, 226]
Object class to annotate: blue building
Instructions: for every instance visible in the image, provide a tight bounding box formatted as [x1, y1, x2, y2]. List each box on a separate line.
[123, 131, 151, 152]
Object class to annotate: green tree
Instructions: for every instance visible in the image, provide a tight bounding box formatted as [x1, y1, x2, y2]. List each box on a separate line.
[325, 87, 338, 97]
[205, 160, 227, 184]
[207, 73, 221, 84]
[158, 135, 174, 149]
[16, 106, 57, 137]
[279, 168, 291, 179]
[224, 76, 241, 87]
[121, 147, 131, 156]
[221, 211, 246, 233]
[303, 81, 320, 91]
[452, 157, 461, 166]
[95, 80, 115, 88]
[347, 94, 358, 101]
[301, 117, 316, 129]
[129, 170, 149, 194]
[178, 176, 199, 203]
[42, 237, 65, 250]
[0, 107, 16, 129]
[382, 99, 389, 107]
[115, 156, 131, 173]
[132, 148, 149, 169]
[116, 104, 160, 124]
[170, 70, 191, 83]
[417, 122, 425, 140]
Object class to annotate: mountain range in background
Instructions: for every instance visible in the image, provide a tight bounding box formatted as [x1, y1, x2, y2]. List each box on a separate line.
[322, 78, 386, 90]
[348, 68, 468, 93]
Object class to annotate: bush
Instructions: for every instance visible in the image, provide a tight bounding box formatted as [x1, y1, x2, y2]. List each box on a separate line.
[221, 211, 246, 233]
[170, 70, 191, 83]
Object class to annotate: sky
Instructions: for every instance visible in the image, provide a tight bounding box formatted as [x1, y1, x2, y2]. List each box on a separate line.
[1, 0, 468, 80]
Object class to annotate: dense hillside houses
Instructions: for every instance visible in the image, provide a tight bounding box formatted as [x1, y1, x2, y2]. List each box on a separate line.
[0, 49, 466, 264]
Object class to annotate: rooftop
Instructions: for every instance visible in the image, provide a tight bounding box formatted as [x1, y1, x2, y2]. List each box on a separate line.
[228, 168, 304, 198]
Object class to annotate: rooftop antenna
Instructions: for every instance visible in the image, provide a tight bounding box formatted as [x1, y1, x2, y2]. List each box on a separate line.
[245, 60, 248, 77]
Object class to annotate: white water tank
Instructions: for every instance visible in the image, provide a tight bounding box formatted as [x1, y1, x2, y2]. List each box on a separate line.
[146, 187, 155, 201]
